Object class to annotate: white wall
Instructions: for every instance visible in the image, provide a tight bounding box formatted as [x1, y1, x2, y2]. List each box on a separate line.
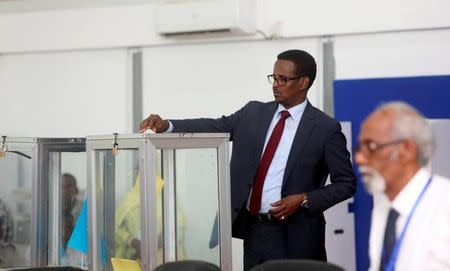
[262, 0, 450, 37]
[334, 28, 450, 79]
[430, 120, 450, 178]
[0, 5, 157, 53]
[1, 1, 449, 53]
[142, 39, 322, 119]
[0, 49, 131, 137]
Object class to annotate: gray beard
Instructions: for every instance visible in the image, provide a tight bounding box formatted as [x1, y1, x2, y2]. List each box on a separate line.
[358, 166, 386, 195]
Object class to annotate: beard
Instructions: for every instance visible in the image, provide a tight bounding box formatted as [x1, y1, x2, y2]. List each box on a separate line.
[358, 166, 386, 195]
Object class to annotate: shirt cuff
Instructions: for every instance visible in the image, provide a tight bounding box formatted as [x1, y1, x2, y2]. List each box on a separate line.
[165, 120, 174, 133]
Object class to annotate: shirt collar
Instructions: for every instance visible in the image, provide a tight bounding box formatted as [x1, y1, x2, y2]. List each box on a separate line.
[276, 99, 307, 122]
[391, 168, 432, 216]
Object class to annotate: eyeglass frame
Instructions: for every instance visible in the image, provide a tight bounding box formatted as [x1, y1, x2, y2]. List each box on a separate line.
[353, 139, 405, 156]
[267, 74, 305, 86]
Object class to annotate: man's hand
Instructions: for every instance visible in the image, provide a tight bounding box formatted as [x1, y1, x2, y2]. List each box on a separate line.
[139, 114, 170, 133]
[269, 194, 304, 220]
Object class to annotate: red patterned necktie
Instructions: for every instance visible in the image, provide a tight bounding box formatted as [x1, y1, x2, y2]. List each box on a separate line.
[249, 110, 291, 215]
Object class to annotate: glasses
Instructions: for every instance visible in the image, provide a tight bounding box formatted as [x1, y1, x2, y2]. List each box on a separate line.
[354, 139, 405, 156]
[267, 74, 303, 86]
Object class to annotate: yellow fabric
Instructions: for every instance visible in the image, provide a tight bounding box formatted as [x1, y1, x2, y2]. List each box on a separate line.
[115, 175, 185, 261]
[111, 257, 141, 271]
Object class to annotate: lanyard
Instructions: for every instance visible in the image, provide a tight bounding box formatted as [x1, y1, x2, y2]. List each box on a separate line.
[384, 177, 432, 271]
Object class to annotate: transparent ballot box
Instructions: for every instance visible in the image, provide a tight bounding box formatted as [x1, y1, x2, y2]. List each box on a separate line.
[0, 136, 86, 269]
[86, 133, 232, 271]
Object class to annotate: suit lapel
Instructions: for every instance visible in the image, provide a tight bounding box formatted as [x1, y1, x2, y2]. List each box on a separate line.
[282, 102, 316, 186]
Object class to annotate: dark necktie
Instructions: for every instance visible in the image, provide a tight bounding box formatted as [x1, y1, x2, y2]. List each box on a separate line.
[249, 110, 291, 215]
[380, 208, 399, 271]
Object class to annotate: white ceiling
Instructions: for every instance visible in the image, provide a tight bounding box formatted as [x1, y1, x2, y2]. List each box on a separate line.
[0, 0, 157, 14]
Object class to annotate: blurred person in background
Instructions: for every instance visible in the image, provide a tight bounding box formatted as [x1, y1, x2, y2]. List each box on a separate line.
[61, 173, 85, 266]
[115, 175, 186, 262]
[62, 173, 84, 221]
[0, 198, 25, 266]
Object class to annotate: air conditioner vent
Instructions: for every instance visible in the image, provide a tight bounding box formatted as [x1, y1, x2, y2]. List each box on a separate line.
[155, 0, 256, 37]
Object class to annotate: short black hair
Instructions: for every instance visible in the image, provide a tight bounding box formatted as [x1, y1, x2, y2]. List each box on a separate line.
[277, 49, 317, 89]
[62, 173, 76, 184]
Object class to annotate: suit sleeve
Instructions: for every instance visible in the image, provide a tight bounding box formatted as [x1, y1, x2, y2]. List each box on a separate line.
[169, 102, 252, 141]
[306, 122, 356, 214]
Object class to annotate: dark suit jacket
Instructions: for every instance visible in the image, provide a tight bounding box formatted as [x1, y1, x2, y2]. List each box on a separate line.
[171, 100, 356, 260]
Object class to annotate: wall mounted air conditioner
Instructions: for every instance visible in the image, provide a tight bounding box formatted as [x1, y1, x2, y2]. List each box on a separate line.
[155, 0, 256, 36]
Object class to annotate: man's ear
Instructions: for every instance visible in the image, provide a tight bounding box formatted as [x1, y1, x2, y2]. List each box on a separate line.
[401, 139, 418, 163]
[299, 77, 310, 90]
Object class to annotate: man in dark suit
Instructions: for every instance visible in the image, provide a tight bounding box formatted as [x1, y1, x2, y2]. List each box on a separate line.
[140, 49, 356, 270]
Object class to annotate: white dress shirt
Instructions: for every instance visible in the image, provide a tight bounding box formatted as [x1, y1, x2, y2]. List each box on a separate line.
[369, 168, 450, 271]
[247, 100, 306, 213]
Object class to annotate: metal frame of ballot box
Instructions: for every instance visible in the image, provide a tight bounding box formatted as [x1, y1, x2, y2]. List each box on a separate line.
[86, 133, 232, 271]
[0, 136, 85, 268]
